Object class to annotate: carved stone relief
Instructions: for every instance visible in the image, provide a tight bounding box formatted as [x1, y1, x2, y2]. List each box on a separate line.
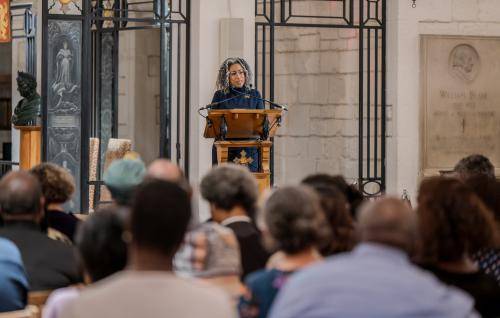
[47, 20, 82, 209]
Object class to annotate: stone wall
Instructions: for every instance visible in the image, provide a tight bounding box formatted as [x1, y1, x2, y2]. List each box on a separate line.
[272, 27, 362, 185]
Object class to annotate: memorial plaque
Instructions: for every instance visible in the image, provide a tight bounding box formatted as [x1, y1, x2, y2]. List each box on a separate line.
[421, 35, 500, 176]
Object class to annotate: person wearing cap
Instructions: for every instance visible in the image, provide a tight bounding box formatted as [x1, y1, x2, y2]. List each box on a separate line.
[103, 158, 146, 207]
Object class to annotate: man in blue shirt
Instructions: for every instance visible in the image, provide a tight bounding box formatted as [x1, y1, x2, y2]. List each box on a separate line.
[0, 238, 28, 312]
[269, 198, 478, 318]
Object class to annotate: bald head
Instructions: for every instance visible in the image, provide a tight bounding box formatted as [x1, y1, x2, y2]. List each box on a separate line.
[357, 197, 417, 252]
[147, 159, 183, 182]
[0, 171, 43, 220]
[146, 159, 191, 194]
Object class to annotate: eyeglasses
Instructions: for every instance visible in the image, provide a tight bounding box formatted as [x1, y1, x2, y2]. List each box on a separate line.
[228, 70, 246, 77]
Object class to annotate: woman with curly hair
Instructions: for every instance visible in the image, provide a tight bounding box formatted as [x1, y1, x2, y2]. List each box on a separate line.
[210, 57, 264, 172]
[301, 174, 357, 255]
[30, 163, 80, 242]
[212, 57, 263, 110]
[416, 177, 500, 317]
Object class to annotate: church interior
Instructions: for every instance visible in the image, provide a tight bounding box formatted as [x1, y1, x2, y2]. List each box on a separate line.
[0, 0, 499, 317]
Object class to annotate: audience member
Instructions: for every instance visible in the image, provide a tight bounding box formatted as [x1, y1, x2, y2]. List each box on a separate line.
[60, 180, 234, 318]
[43, 207, 127, 318]
[302, 174, 364, 219]
[302, 174, 357, 255]
[0, 171, 81, 291]
[467, 176, 500, 284]
[200, 164, 269, 279]
[30, 163, 80, 242]
[454, 154, 495, 180]
[147, 158, 182, 181]
[103, 158, 146, 207]
[269, 198, 477, 318]
[175, 222, 243, 303]
[332, 175, 364, 218]
[146, 159, 191, 194]
[417, 177, 500, 317]
[0, 238, 28, 312]
[240, 186, 329, 318]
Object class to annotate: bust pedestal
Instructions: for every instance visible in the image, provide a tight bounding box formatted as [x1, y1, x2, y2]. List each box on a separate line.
[14, 126, 41, 170]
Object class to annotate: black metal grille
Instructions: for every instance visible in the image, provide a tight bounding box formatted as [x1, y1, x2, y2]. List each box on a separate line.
[0, 161, 19, 179]
[255, 0, 386, 196]
[43, 0, 190, 211]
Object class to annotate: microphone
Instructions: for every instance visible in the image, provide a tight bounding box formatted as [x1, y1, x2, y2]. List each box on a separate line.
[245, 93, 288, 111]
[198, 89, 248, 111]
[245, 84, 288, 110]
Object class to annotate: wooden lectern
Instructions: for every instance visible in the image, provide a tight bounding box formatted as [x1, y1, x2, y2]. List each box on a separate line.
[14, 125, 41, 170]
[203, 109, 283, 192]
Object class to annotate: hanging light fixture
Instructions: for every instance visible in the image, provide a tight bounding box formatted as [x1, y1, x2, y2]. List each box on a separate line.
[411, 0, 416, 8]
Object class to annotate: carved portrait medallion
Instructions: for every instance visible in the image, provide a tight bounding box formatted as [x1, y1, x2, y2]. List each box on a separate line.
[448, 44, 480, 83]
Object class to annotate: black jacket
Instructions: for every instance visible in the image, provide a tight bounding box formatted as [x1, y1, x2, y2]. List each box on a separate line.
[225, 220, 269, 280]
[0, 221, 81, 291]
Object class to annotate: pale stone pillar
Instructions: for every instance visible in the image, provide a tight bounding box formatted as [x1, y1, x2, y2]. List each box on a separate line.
[190, 0, 255, 221]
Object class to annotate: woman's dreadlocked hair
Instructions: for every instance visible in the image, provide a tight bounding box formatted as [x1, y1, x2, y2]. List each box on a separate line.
[215, 57, 253, 93]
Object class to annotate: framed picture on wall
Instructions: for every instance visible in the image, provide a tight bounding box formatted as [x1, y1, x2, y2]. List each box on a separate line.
[0, 98, 11, 130]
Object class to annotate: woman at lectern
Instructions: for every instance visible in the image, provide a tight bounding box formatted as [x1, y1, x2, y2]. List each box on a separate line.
[212, 57, 264, 110]
[211, 58, 263, 172]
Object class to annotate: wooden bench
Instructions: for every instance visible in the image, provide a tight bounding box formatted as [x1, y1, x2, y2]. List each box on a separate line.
[0, 305, 39, 318]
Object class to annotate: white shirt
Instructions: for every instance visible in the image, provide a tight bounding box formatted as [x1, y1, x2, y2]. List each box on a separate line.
[220, 216, 252, 227]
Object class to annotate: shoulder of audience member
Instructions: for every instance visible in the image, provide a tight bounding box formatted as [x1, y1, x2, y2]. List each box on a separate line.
[244, 268, 274, 288]
[43, 286, 81, 318]
[0, 238, 23, 262]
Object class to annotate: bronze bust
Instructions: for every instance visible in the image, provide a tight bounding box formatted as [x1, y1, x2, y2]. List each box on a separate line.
[12, 71, 41, 126]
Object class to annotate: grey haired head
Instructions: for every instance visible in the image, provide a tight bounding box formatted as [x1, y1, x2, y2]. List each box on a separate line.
[216, 57, 253, 93]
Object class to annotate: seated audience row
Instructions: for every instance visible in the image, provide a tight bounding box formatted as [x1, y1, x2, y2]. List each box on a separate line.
[0, 153, 499, 318]
[269, 198, 478, 318]
[0, 171, 81, 291]
[60, 179, 234, 318]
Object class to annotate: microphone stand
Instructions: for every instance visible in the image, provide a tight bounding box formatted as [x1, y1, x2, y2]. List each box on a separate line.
[253, 95, 288, 111]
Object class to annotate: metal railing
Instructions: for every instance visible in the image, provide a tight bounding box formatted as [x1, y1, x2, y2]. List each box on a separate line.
[0, 160, 20, 179]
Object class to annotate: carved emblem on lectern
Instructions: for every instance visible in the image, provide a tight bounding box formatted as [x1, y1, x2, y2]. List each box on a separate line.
[233, 150, 254, 166]
[449, 44, 480, 83]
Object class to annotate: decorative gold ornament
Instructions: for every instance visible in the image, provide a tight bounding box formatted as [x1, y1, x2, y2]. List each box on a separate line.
[0, 0, 10, 43]
[54, 0, 80, 14]
[233, 150, 254, 166]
